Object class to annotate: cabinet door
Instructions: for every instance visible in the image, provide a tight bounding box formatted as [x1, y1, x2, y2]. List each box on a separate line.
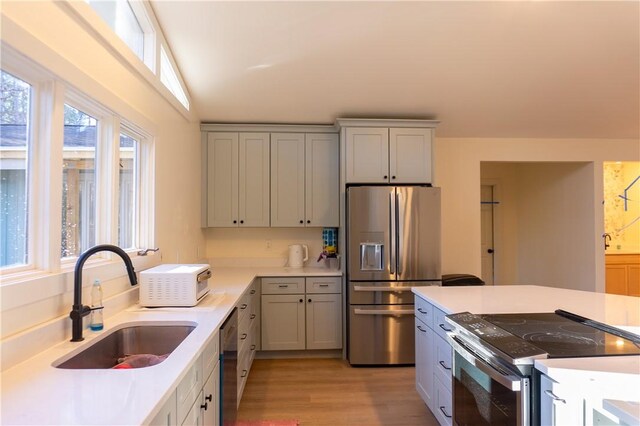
[201, 364, 219, 426]
[345, 127, 389, 183]
[238, 133, 270, 227]
[306, 293, 342, 350]
[305, 134, 339, 227]
[150, 390, 177, 426]
[182, 391, 203, 426]
[206, 133, 239, 227]
[540, 374, 584, 426]
[389, 128, 432, 183]
[415, 317, 434, 410]
[433, 376, 453, 426]
[261, 294, 305, 350]
[270, 133, 305, 227]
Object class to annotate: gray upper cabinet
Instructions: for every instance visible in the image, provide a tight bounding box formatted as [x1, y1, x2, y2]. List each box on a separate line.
[271, 133, 339, 227]
[205, 132, 270, 227]
[339, 119, 438, 184]
[202, 124, 338, 228]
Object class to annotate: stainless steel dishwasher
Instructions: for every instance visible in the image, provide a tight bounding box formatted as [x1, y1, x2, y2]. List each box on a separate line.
[219, 308, 238, 425]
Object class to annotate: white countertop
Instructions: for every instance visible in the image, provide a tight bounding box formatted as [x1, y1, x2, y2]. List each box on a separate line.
[1, 266, 341, 425]
[412, 285, 640, 391]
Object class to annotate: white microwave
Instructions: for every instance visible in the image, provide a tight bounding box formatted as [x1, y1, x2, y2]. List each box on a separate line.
[139, 264, 211, 307]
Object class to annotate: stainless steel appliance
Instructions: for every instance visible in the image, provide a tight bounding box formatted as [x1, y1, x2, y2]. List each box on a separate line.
[446, 310, 640, 426]
[219, 308, 238, 426]
[346, 185, 441, 365]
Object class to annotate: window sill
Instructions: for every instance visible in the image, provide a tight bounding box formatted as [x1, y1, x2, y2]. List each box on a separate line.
[0, 251, 162, 313]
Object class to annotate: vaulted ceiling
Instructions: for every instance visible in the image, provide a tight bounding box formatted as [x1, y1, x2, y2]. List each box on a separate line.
[151, 1, 639, 139]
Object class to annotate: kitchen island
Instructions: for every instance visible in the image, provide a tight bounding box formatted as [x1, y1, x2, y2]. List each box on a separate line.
[412, 284, 640, 425]
[1, 266, 341, 425]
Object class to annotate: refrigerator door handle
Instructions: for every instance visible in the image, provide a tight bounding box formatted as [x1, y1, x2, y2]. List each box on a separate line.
[354, 308, 415, 316]
[353, 285, 413, 292]
[397, 191, 404, 276]
[389, 191, 396, 275]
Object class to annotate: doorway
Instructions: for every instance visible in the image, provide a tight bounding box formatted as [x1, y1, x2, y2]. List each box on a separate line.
[480, 185, 495, 285]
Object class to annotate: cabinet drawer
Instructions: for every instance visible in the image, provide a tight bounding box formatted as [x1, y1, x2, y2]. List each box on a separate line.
[434, 375, 453, 426]
[415, 297, 433, 330]
[433, 306, 453, 341]
[202, 333, 219, 382]
[262, 277, 305, 294]
[434, 334, 452, 390]
[238, 309, 251, 354]
[306, 276, 341, 294]
[177, 356, 203, 425]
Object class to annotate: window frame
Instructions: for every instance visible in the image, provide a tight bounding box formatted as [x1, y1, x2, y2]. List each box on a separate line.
[0, 45, 154, 282]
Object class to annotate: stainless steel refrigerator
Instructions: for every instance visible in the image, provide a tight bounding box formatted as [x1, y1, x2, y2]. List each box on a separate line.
[346, 185, 441, 365]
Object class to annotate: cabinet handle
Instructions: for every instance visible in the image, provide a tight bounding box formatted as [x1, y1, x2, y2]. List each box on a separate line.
[250, 314, 256, 320]
[308, 298, 312, 303]
[319, 284, 329, 287]
[299, 298, 303, 303]
[417, 325, 427, 333]
[200, 402, 208, 410]
[439, 406, 452, 419]
[438, 323, 452, 332]
[241, 333, 247, 340]
[250, 289, 256, 294]
[278, 284, 288, 288]
[250, 344, 256, 350]
[240, 303, 248, 310]
[439, 360, 452, 371]
[544, 390, 566, 404]
[241, 369, 248, 378]
[233, 220, 237, 224]
[240, 220, 244, 224]
[307, 220, 311, 224]
[392, 176, 396, 180]
[299, 220, 304, 224]
[205, 394, 212, 402]
[417, 308, 428, 314]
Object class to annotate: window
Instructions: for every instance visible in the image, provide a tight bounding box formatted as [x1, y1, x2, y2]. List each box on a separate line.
[0, 48, 153, 276]
[118, 131, 137, 249]
[160, 45, 190, 110]
[61, 104, 98, 258]
[88, 0, 145, 62]
[0, 70, 31, 268]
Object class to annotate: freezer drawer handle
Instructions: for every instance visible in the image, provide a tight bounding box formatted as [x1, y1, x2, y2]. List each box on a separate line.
[353, 285, 412, 292]
[354, 308, 414, 315]
[417, 325, 427, 333]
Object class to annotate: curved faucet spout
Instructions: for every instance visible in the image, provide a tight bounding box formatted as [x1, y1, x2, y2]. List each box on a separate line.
[70, 244, 137, 342]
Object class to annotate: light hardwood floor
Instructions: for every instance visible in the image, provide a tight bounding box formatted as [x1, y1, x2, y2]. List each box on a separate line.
[237, 358, 439, 425]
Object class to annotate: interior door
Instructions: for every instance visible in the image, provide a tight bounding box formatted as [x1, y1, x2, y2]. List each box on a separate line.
[481, 185, 495, 285]
[347, 186, 394, 281]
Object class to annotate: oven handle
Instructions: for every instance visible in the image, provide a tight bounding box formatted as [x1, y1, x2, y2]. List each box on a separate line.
[353, 285, 413, 292]
[450, 335, 523, 391]
[354, 308, 415, 315]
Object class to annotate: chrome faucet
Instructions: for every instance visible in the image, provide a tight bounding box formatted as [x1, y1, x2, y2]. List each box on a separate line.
[70, 244, 138, 342]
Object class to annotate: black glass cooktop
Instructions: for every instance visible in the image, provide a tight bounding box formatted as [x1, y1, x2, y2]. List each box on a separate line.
[480, 312, 640, 358]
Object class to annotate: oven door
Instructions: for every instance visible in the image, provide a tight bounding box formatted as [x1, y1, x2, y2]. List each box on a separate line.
[450, 337, 530, 426]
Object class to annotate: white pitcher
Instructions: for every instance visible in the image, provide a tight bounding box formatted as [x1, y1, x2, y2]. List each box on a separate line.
[288, 244, 308, 268]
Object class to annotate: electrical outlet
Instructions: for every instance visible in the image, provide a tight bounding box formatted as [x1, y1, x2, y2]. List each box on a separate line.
[266, 240, 272, 249]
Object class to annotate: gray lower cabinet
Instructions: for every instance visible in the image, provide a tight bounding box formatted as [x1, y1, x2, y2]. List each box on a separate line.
[261, 277, 342, 351]
[237, 279, 261, 404]
[415, 295, 453, 426]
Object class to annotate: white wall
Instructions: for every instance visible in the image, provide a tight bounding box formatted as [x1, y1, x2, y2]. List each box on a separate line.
[0, 1, 202, 368]
[205, 227, 326, 267]
[435, 138, 639, 292]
